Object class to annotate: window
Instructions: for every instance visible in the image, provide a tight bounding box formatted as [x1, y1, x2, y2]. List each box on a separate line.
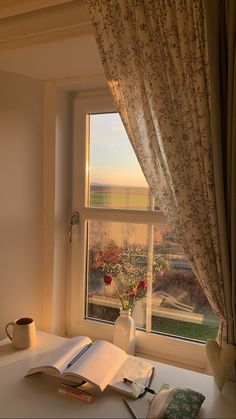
[70, 90, 219, 369]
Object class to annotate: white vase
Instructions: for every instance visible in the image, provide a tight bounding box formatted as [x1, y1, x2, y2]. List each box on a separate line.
[113, 308, 135, 355]
[132, 299, 146, 329]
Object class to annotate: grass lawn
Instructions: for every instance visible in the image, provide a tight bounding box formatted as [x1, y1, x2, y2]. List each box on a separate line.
[152, 316, 219, 341]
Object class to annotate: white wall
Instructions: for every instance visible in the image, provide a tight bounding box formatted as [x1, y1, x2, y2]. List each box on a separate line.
[0, 69, 43, 339]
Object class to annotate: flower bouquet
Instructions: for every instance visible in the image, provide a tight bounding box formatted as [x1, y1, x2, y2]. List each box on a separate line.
[101, 243, 168, 311]
[104, 272, 147, 311]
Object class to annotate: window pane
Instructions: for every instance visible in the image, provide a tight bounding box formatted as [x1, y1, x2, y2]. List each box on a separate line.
[89, 113, 150, 209]
[87, 220, 219, 341]
[87, 220, 149, 327]
[151, 225, 220, 341]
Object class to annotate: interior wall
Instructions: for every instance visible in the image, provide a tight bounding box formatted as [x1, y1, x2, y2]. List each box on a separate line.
[0, 69, 43, 339]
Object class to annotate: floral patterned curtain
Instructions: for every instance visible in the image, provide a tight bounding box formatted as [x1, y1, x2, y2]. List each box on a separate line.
[87, 0, 228, 341]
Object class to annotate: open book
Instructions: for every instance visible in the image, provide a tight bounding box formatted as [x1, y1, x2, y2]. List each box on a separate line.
[25, 336, 154, 397]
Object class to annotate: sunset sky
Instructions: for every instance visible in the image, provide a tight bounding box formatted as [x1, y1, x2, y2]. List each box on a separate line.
[89, 113, 148, 188]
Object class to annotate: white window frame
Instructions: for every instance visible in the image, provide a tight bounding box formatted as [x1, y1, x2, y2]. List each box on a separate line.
[69, 89, 208, 372]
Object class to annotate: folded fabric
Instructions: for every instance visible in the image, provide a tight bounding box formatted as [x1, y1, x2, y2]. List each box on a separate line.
[147, 385, 205, 419]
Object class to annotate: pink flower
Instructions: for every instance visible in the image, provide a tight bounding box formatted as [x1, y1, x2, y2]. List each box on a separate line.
[138, 280, 147, 290]
[104, 274, 112, 286]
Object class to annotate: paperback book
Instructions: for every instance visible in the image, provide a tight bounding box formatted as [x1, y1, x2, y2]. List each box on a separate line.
[25, 336, 154, 397]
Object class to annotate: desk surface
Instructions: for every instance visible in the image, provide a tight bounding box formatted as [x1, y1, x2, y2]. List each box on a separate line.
[0, 331, 235, 418]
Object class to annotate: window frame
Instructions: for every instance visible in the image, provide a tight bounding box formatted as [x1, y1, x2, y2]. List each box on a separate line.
[69, 89, 208, 372]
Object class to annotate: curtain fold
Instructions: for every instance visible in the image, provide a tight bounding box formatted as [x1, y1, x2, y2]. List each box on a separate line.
[87, 0, 235, 344]
[204, 0, 236, 346]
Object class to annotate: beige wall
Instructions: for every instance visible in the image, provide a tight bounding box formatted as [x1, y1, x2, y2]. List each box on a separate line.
[0, 69, 43, 339]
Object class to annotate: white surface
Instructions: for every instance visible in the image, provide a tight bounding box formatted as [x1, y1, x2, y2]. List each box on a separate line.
[0, 331, 235, 418]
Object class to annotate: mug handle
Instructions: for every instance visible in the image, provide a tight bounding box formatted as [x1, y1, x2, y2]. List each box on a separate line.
[5, 322, 14, 341]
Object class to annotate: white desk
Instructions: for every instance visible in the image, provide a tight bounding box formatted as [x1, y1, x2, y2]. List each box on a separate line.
[0, 331, 235, 418]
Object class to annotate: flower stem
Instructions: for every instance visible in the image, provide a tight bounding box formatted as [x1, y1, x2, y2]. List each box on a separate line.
[112, 277, 125, 309]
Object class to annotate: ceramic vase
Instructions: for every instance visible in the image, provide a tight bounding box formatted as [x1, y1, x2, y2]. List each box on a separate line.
[113, 308, 135, 355]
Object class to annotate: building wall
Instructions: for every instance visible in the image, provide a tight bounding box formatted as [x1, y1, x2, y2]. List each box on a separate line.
[0, 69, 43, 339]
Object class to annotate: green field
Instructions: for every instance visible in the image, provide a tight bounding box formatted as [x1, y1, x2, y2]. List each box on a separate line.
[152, 317, 219, 341]
[90, 185, 151, 209]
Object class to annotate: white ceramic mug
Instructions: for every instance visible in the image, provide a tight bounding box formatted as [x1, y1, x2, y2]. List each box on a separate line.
[5, 317, 36, 349]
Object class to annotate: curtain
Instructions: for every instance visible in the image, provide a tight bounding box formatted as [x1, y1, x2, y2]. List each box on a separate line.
[204, 0, 236, 347]
[87, 0, 232, 342]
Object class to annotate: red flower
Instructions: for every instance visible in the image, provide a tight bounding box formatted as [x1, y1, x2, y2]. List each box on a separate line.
[104, 274, 112, 286]
[138, 280, 147, 290]
[128, 289, 137, 298]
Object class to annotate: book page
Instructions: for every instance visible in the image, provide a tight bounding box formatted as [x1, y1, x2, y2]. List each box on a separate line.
[26, 336, 92, 375]
[64, 340, 127, 391]
[109, 356, 154, 397]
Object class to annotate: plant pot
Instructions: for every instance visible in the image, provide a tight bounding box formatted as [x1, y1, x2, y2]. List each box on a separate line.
[113, 308, 135, 355]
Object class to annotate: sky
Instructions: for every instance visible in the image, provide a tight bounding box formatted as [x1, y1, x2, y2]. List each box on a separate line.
[89, 113, 148, 187]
